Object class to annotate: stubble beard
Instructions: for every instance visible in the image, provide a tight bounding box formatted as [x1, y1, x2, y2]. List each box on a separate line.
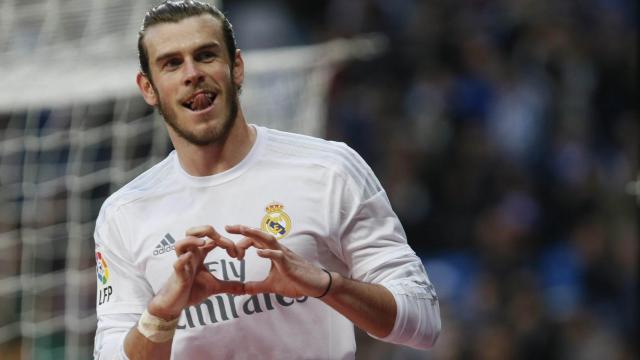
[156, 79, 239, 147]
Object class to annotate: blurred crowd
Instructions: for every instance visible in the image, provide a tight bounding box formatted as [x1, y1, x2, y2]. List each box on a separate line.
[1, 0, 634, 359]
[227, 0, 637, 359]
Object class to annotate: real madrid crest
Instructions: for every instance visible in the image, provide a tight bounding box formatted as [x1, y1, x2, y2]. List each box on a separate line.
[261, 201, 292, 240]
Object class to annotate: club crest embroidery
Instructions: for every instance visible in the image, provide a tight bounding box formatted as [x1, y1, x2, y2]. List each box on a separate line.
[261, 202, 292, 240]
[95, 252, 109, 285]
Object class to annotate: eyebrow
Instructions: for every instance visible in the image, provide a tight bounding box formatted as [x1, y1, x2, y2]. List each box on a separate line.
[154, 42, 222, 66]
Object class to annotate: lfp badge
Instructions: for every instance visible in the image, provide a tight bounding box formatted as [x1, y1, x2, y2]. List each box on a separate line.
[95, 252, 109, 285]
[261, 202, 292, 240]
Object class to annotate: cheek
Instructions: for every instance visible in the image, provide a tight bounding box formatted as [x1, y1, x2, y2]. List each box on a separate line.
[152, 74, 180, 100]
[212, 66, 233, 84]
[154, 84, 175, 107]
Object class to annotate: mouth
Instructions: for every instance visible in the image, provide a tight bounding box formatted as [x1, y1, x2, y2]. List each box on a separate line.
[181, 90, 217, 112]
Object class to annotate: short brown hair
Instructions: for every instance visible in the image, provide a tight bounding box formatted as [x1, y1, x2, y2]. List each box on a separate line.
[138, 0, 237, 78]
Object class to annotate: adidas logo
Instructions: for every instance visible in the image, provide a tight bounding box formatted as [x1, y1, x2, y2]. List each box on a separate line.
[153, 233, 176, 256]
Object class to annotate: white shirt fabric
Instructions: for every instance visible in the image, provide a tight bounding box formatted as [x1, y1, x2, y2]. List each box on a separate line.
[93, 126, 440, 360]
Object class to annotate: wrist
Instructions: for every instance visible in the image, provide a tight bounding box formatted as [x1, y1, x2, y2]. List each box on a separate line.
[314, 269, 333, 299]
[326, 271, 342, 298]
[316, 270, 342, 300]
[137, 309, 179, 343]
[147, 297, 182, 322]
[148, 309, 180, 322]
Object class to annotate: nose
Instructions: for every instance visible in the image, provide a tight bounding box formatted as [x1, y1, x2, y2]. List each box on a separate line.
[183, 59, 205, 86]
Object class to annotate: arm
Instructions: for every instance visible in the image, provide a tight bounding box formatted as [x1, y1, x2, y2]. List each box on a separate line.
[334, 188, 442, 349]
[229, 225, 396, 336]
[227, 142, 441, 349]
[120, 249, 198, 360]
[329, 145, 441, 348]
[96, 313, 174, 360]
[320, 272, 396, 338]
[122, 326, 173, 360]
[94, 207, 156, 360]
[228, 224, 440, 347]
[124, 227, 245, 360]
[95, 226, 244, 360]
[95, 256, 192, 360]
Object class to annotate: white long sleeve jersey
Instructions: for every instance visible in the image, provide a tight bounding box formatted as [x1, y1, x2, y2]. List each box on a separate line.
[94, 126, 440, 359]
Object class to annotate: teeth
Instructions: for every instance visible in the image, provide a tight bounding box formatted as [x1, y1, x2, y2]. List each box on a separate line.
[183, 92, 214, 110]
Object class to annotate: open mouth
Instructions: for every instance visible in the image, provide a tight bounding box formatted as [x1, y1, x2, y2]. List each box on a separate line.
[182, 91, 217, 112]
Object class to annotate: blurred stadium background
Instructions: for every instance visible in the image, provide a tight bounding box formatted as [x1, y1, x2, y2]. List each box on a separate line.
[0, 0, 637, 359]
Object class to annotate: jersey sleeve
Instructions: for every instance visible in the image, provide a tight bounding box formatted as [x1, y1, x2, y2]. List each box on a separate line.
[328, 143, 441, 349]
[94, 204, 153, 358]
[93, 314, 135, 360]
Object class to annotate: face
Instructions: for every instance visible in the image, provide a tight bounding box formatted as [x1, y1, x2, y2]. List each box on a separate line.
[137, 14, 243, 146]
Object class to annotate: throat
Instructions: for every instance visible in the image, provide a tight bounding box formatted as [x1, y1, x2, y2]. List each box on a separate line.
[172, 121, 257, 177]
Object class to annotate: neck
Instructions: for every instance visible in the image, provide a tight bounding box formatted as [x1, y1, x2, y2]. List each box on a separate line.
[169, 111, 257, 176]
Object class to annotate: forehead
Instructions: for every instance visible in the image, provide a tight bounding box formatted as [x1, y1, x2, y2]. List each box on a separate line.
[143, 14, 225, 60]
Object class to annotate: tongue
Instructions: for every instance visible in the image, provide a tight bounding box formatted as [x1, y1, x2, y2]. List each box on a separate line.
[191, 93, 212, 111]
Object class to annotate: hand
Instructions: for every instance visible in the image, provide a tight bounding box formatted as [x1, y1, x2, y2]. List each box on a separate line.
[227, 224, 331, 298]
[148, 226, 244, 320]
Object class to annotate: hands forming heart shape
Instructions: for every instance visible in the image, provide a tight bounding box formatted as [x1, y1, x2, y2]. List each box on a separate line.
[148, 224, 332, 320]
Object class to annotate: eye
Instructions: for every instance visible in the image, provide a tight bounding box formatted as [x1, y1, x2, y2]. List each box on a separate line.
[196, 50, 216, 62]
[164, 58, 182, 70]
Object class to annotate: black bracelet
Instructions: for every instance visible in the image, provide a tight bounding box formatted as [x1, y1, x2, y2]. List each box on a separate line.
[315, 269, 333, 299]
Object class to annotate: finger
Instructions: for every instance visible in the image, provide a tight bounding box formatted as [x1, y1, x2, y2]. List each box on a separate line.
[256, 249, 284, 262]
[199, 240, 217, 256]
[226, 225, 277, 249]
[235, 237, 251, 260]
[235, 236, 266, 260]
[243, 281, 270, 295]
[235, 235, 273, 259]
[175, 236, 206, 256]
[187, 225, 238, 258]
[173, 252, 196, 281]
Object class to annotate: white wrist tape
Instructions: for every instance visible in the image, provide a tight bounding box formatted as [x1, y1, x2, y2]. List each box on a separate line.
[137, 309, 179, 343]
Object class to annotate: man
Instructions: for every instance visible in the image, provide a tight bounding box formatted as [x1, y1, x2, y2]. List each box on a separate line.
[93, 1, 440, 359]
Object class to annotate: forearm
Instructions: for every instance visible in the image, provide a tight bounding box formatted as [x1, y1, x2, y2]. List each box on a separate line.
[123, 323, 173, 360]
[321, 254, 441, 349]
[321, 272, 396, 338]
[95, 229, 237, 360]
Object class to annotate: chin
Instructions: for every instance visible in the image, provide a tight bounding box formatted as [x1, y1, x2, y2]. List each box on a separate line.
[172, 114, 235, 146]
[159, 91, 238, 146]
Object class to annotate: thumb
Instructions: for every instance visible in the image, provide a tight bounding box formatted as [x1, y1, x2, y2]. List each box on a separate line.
[174, 252, 197, 282]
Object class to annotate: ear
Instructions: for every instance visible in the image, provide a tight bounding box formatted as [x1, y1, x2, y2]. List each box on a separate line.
[232, 49, 244, 88]
[136, 72, 158, 106]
